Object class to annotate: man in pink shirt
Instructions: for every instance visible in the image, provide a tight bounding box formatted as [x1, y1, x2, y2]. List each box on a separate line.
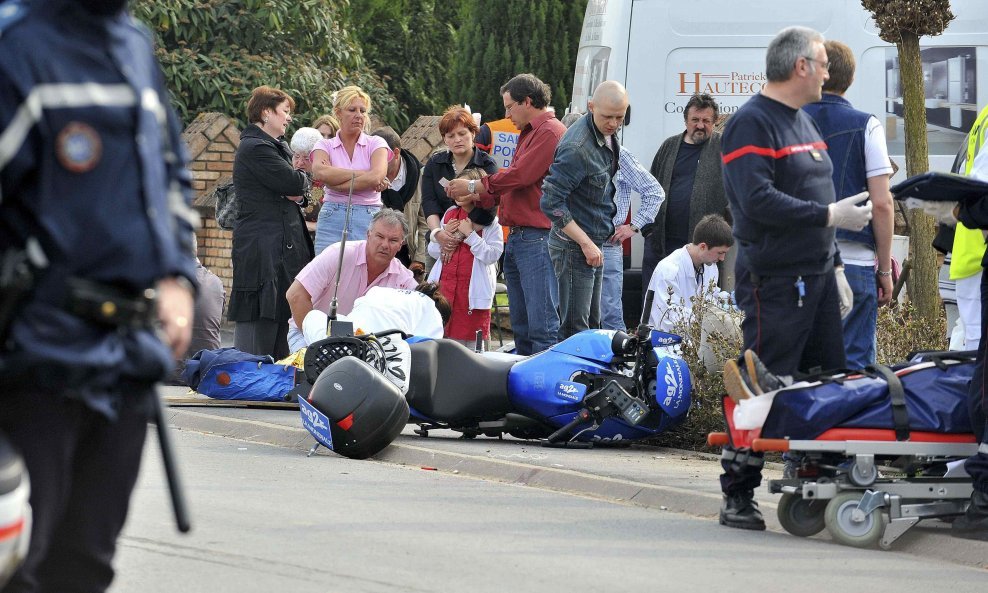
[286, 209, 417, 350]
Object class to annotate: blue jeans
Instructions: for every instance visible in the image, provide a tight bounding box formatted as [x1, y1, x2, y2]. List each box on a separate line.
[840, 263, 878, 370]
[601, 241, 625, 330]
[314, 201, 380, 256]
[548, 228, 603, 342]
[503, 227, 560, 355]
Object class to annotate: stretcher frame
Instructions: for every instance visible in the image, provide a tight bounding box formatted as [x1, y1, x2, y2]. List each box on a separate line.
[709, 397, 979, 549]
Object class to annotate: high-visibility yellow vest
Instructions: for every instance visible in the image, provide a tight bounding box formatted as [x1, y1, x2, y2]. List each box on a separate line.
[949, 104, 988, 280]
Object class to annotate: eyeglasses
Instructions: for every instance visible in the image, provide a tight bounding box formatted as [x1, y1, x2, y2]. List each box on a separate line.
[504, 100, 521, 115]
[804, 56, 830, 71]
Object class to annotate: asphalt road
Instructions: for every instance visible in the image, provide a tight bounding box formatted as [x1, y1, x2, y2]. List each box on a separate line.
[111, 428, 987, 593]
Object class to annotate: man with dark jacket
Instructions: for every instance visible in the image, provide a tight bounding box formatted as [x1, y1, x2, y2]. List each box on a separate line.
[803, 40, 895, 370]
[717, 26, 871, 530]
[373, 127, 427, 277]
[541, 81, 628, 340]
[642, 93, 727, 289]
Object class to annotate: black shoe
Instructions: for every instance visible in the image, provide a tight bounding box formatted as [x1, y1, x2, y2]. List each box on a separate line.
[723, 359, 755, 403]
[743, 349, 784, 394]
[952, 490, 988, 541]
[719, 490, 767, 531]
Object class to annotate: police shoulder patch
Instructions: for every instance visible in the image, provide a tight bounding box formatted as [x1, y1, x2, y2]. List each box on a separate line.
[56, 122, 102, 173]
[0, 0, 28, 39]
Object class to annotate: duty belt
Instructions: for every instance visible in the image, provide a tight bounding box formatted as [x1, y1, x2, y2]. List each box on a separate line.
[65, 277, 157, 329]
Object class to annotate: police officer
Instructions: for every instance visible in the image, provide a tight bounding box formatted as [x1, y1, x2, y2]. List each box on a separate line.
[0, 0, 198, 591]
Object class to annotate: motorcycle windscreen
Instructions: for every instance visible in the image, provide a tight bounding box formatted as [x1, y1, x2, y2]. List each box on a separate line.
[653, 348, 691, 418]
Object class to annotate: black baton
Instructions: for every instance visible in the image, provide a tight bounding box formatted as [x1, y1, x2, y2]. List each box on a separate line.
[152, 388, 191, 533]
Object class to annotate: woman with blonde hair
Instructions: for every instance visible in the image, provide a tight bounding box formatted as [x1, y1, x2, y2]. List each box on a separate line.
[311, 114, 339, 139]
[309, 86, 392, 254]
[229, 85, 314, 358]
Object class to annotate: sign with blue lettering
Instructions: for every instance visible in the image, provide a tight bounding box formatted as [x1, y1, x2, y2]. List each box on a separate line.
[299, 397, 334, 450]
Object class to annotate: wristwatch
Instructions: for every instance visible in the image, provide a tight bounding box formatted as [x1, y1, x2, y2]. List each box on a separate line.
[876, 269, 893, 277]
[467, 180, 477, 194]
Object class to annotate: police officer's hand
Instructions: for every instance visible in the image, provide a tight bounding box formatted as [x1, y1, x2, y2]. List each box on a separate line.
[157, 277, 194, 358]
[581, 241, 603, 268]
[827, 191, 872, 231]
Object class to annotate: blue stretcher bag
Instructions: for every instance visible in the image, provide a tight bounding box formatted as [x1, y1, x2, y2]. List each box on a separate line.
[181, 347, 297, 402]
[760, 351, 975, 441]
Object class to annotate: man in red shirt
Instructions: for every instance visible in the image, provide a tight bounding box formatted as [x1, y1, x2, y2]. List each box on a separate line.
[447, 74, 565, 354]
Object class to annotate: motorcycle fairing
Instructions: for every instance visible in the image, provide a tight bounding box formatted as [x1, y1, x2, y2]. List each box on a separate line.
[653, 349, 691, 418]
[507, 349, 611, 421]
[549, 329, 621, 363]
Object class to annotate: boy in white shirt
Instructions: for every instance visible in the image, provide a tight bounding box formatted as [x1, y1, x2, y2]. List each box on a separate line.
[647, 214, 733, 332]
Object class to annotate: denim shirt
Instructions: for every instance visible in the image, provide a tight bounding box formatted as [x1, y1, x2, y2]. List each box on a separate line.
[540, 113, 617, 243]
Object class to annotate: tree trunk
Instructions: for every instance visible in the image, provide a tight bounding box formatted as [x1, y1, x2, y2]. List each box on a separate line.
[897, 31, 939, 322]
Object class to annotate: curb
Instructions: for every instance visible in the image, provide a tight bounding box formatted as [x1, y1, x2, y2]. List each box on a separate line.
[162, 408, 988, 571]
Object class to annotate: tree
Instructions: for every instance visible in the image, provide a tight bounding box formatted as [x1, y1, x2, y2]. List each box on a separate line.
[861, 0, 955, 323]
[347, 0, 460, 129]
[131, 0, 399, 129]
[450, 0, 586, 122]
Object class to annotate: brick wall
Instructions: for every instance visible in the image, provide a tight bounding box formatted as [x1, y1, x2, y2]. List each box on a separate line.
[182, 112, 239, 312]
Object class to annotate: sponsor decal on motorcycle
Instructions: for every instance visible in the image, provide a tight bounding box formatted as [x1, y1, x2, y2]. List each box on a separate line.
[555, 381, 587, 402]
[299, 397, 335, 450]
[655, 355, 689, 418]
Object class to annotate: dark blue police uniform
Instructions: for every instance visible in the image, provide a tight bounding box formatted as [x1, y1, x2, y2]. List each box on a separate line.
[0, 0, 197, 590]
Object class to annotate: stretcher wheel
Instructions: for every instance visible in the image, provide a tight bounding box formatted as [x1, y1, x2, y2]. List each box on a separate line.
[848, 462, 877, 487]
[777, 493, 826, 537]
[824, 492, 886, 548]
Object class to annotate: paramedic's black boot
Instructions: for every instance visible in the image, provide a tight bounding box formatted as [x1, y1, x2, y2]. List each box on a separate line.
[952, 490, 988, 541]
[743, 349, 785, 394]
[719, 490, 766, 531]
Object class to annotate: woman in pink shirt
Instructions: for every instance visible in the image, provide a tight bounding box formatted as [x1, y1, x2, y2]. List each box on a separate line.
[310, 86, 393, 255]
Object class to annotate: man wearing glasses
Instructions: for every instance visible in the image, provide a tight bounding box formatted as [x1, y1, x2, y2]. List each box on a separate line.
[715, 26, 873, 530]
[447, 74, 566, 355]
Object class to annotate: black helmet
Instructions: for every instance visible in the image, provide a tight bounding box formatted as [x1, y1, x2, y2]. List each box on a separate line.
[302, 357, 408, 459]
[0, 433, 30, 586]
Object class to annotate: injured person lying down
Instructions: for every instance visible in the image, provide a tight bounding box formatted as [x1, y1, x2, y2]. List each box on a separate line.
[722, 349, 975, 439]
[299, 283, 451, 347]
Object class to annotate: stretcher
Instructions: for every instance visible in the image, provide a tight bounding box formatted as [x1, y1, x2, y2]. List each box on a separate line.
[709, 396, 979, 549]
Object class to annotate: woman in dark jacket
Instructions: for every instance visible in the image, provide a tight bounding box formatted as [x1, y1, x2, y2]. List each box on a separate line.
[421, 106, 499, 255]
[229, 85, 314, 359]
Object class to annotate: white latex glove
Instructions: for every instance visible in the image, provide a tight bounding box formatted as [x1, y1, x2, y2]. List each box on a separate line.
[903, 197, 958, 226]
[835, 266, 853, 319]
[827, 191, 873, 231]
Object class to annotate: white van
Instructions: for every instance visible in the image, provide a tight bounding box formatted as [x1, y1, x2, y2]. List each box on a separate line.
[569, 0, 988, 295]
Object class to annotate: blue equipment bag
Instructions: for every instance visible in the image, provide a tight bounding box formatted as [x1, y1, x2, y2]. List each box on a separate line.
[760, 351, 975, 440]
[181, 348, 297, 402]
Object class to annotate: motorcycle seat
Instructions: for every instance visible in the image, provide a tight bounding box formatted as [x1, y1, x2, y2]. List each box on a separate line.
[407, 339, 516, 422]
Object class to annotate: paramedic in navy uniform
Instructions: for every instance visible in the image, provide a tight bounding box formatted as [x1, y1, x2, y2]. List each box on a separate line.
[716, 26, 872, 531]
[0, 0, 197, 590]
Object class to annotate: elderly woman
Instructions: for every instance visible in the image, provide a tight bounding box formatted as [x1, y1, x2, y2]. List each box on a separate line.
[421, 106, 498, 261]
[309, 86, 392, 255]
[229, 85, 314, 359]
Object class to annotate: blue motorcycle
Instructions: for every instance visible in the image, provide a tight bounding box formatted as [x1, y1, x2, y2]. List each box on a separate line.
[298, 291, 692, 457]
